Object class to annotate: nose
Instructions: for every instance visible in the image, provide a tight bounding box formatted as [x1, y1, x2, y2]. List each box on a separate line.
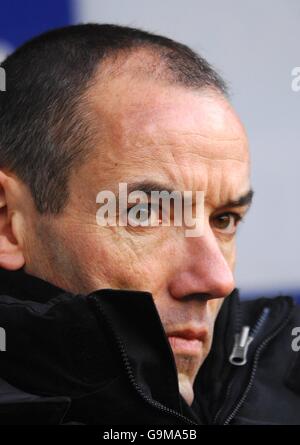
[168, 228, 235, 301]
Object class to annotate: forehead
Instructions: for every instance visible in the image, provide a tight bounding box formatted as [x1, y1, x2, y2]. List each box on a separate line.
[86, 77, 250, 195]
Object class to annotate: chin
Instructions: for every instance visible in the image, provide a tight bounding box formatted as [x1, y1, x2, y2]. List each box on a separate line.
[177, 373, 195, 406]
[170, 340, 207, 378]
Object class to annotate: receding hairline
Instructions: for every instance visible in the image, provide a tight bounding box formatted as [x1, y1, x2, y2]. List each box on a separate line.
[85, 44, 228, 97]
[0, 23, 229, 214]
[81, 46, 229, 150]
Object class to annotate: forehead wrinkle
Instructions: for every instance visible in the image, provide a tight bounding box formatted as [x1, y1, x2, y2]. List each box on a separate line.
[115, 94, 246, 140]
[111, 122, 248, 160]
[108, 142, 249, 164]
[114, 115, 248, 164]
[89, 74, 243, 134]
[122, 115, 247, 148]
[87, 76, 249, 190]
[159, 147, 250, 205]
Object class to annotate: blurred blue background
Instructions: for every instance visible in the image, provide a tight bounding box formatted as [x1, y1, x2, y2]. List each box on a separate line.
[0, 0, 71, 55]
[0, 0, 299, 302]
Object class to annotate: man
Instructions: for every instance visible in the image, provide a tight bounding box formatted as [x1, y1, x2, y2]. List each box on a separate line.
[0, 24, 299, 425]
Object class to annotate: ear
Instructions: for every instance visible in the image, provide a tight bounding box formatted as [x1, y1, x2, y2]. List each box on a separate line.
[0, 171, 25, 270]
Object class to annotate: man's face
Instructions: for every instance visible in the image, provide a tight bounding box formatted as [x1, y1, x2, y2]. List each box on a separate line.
[22, 77, 251, 405]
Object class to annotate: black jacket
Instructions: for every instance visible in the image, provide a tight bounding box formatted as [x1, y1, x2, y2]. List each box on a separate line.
[0, 268, 299, 425]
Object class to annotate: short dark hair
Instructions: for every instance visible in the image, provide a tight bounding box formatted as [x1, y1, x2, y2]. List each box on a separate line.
[0, 24, 227, 214]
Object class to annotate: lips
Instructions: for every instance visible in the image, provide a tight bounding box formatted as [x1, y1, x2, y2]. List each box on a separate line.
[167, 327, 207, 355]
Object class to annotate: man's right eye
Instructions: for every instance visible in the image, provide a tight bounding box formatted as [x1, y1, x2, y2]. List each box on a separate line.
[126, 203, 162, 226]
[211, 212, 243, 235]
[128, 203, 151, 224]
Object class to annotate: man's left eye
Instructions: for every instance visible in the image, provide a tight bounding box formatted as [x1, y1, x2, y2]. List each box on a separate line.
[211, 212, 243, 234]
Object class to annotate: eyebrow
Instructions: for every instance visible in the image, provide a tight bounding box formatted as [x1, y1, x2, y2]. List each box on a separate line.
[119, 180, 254, 209]
[221, 189, 254, 209]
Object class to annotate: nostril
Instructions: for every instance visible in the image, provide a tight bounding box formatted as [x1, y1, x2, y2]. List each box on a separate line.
[181, 293, 212, 302]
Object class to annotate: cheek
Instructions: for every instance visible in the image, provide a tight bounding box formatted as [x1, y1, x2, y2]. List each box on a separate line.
[72, 228, 173, 291]
[206, 298, 224, 346]
[219, 238, 236, 271]
[228, 242, 237, 271]
[208, 297, 224, 319]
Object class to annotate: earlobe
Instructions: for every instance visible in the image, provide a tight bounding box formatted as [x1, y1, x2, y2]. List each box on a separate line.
[0, 249, 25, 270]
[0, 173, 25, 271]
[0, 186, 5, 207]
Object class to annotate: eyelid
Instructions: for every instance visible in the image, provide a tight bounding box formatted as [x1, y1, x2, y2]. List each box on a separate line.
[228, 212, 244, 223]
[211, 212, 244, 236]
[212, 210, 244, 220]
[215, 203, 250, 219]
[213, 202, 251, 215]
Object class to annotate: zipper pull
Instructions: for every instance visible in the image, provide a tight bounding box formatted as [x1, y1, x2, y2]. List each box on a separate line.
[229, 307, 270, 367]
[229, 326, 254, 366]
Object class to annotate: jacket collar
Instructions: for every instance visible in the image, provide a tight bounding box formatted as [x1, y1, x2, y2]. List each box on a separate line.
[0, 268, 296, 425]
[0, 268, 185, 418]
[6, 267, 281, 423]
[0, 267, 64, 302]
[194, 289, 295, 424]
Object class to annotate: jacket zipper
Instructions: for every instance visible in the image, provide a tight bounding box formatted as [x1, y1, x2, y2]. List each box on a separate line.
[91, 296, 198, 425]
[229, 307, 270, 366]
[217, 306, 293, 425]
[213, 306, 270, 423]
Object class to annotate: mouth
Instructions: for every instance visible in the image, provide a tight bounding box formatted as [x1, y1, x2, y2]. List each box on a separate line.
[167, 327, 208, 355]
